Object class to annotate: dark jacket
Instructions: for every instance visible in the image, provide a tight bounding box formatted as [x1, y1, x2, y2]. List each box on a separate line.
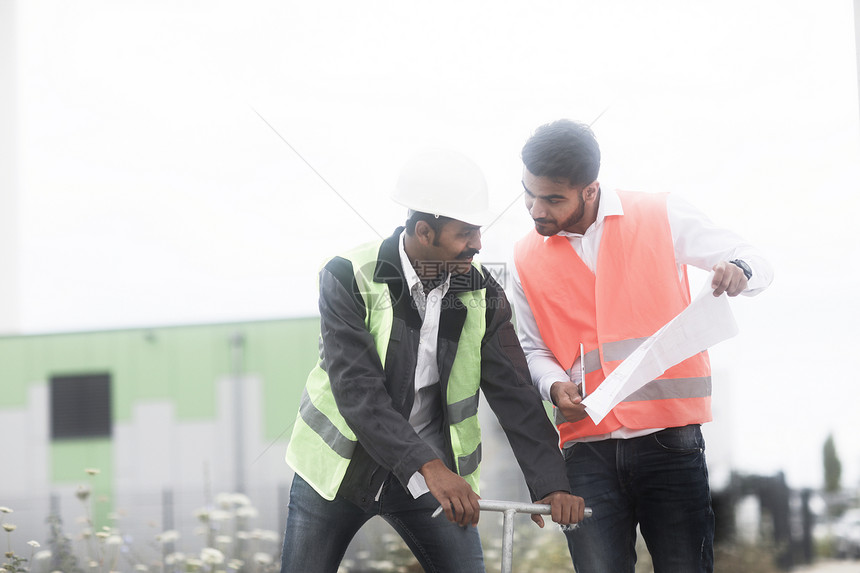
[318, 227, 569, 509]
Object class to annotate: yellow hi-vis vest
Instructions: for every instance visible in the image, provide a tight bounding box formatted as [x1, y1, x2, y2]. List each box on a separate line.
[285, 239, 487, 500]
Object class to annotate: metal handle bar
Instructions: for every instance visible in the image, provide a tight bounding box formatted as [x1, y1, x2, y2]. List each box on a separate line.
[432, 499, 592, 573]
[432, 499, 592, 519]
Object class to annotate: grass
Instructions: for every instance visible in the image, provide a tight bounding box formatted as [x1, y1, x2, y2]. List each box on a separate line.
[2, 470, 789, 573]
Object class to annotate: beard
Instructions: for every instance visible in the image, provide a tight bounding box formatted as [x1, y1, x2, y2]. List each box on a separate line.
[533, 192, 586, 236]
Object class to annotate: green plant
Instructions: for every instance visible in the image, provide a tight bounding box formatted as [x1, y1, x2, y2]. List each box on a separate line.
[45, 512, 83, 573]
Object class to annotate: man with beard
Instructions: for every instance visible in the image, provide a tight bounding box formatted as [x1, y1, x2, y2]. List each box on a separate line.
[281, 148, 585, 573]
[510, 120, 773, 572]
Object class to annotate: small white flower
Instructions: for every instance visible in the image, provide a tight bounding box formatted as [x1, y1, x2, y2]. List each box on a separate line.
[76, 486, 91, 502]
[27, 540, 40, 548]
[249, 529, 265, 539]
[215, 535, 232, 545]
[156, 530, 180, 544]
[164, 552, 185, 565]
[235, 506, 258, 519]
[252, 553, 273, 565]
[88, 560, 99, 568]
[230, 493, 251, 507]
[2, 523, 16, 532]
[134, 565, 149, 572]
[185, 557, 203, 569]
[106, 535, 122, 546]
[85, 468, 101, 476]
[0, 507, 12, 514]
[95, 531, 110, 540]
[215, 493, 233, 508]
[200, 547, 225, 565]
[208, 510, 232, 522]
[34, 550, 52, 561]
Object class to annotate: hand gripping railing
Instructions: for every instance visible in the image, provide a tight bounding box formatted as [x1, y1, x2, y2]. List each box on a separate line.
[433, 499, 593, 573]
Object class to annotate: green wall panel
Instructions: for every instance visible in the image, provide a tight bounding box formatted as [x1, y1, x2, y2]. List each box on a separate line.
[0, 338, 30, 407]
[0, 318, 319, 437]
[254, 318, 320, 441]
[1, 318, 322, 514]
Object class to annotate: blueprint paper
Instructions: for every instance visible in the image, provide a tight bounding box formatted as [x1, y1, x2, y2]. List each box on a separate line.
[581, 273, 739, 424]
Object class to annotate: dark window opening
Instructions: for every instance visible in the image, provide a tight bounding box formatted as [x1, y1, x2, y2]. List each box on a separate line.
[50, 373, 112, 439]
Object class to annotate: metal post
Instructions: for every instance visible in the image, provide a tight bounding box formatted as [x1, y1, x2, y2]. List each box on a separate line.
[230, 332, 246, 493]
[162, 488, 175, 559]
[501, 508, 516, 572]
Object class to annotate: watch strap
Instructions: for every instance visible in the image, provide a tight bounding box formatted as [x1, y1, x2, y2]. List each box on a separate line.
[729, 259, 752, 280]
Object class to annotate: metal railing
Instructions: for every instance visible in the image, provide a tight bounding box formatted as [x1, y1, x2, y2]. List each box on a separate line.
[434, 499, 593, 573]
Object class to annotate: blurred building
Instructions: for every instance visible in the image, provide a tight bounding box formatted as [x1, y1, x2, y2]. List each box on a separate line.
[0, 318, 318, 547]
[0, 316, 541, 567]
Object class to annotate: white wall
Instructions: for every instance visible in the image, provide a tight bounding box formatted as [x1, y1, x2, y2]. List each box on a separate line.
[0, 374, 291, 557]
[0, 0, 20, 334]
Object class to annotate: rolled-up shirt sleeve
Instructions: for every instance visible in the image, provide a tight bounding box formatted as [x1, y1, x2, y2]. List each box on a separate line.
[668, 194, 774, 295]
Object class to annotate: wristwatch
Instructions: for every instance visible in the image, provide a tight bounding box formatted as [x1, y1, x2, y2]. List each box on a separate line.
[729, 259, 752, 280]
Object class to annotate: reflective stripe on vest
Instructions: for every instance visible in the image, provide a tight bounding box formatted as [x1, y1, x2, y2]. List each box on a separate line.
[445, 287, 486, 490]
[297, 388, 355, 459]
[286, 239, 486, 499]
[553, 339, 711, 425]
[515, 190, 712, 442]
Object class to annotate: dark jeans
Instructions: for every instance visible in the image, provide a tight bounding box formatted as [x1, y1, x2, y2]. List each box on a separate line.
[280, 473, 485, 573]
[563, 424, 714, 573]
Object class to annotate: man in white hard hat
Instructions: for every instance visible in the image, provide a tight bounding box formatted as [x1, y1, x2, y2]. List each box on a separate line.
[280, 149, 585, 572]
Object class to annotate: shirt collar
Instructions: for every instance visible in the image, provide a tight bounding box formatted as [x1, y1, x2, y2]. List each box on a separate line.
[554, 186, 624, 239]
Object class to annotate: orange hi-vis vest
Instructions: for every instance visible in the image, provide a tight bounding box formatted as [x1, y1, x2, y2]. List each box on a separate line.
[514, 190, 712, 446]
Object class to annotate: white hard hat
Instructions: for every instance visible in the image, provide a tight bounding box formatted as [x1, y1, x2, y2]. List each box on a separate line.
[391, 148, 491, 227]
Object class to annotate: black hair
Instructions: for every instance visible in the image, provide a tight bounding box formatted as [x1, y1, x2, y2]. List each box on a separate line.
[521, 119, 601, 188]
[404, 211, 452, 237]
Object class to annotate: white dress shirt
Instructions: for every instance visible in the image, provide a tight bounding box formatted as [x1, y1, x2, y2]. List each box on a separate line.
[398, 230, 450, 496]
[510, 188, 774, 442]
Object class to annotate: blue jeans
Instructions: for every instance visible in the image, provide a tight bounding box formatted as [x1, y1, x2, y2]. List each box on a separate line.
[563, 425, 714, 573]
[280, 473, 485, 573]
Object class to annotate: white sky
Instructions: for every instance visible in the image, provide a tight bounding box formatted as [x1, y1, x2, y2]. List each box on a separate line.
[9, 0, 860, 489]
